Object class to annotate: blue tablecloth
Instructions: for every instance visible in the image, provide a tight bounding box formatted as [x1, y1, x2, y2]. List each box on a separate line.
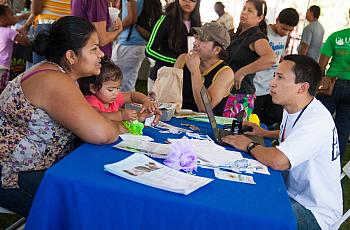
[25, 118, 296, 230]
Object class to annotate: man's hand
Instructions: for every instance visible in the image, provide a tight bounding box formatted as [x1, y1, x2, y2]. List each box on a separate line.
[121, 109, 138, 121]
[185, 51, 200, 74]
[242, 121, 266, 137]
[222, 135, 253, 152]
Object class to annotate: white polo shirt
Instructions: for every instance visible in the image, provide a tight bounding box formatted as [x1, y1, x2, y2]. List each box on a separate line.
[276, 98, 342, 229]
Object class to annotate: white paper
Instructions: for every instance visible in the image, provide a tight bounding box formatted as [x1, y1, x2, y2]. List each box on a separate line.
[104, 154, 213, 195]
[144, 115, 156, 127]
[113, 140, 171, 159]
[214, 169, 256, 184]
[119, 133, 154, 142]
[246, 159, 270, 175]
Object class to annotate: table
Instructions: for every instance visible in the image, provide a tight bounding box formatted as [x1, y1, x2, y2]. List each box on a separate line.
[25, 118, 296, 230]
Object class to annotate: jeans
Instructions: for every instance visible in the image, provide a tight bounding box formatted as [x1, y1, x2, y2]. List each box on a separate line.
[112, 44, 145, 92]
[318, 78, 350, 161]
[0, 166, 45, 217]
[32, 24, 52, 66]
[290, 198, 321, 230]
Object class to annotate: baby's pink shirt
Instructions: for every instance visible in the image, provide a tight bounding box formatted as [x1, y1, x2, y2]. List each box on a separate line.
[85, 94, 125, 112]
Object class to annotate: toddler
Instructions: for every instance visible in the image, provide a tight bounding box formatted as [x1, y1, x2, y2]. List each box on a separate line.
[84, 57, 158, 122]
[0, 5, 30, 93]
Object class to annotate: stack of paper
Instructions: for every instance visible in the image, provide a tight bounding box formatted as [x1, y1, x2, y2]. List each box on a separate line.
[104, 154, 213, 195]
[113, 140, 171, 159]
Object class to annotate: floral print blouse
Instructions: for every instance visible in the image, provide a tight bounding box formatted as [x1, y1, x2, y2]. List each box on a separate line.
[0, 74, 75, 188]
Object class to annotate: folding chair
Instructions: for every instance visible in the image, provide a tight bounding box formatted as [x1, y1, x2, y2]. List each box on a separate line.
[0, 206, 26, 230]
[330, 161, 350, 230]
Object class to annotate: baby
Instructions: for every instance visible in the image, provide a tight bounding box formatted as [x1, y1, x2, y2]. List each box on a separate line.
[83, 57, 159, 123]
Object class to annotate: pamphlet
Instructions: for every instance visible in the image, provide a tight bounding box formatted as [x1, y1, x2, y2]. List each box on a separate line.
[214, 169, 256, 184]
[187, 116, 234, 125]
[113, 140, 171, 159]
[104, 153, 213, 195]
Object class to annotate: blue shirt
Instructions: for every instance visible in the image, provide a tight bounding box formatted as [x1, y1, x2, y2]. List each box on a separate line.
[118, 0, 146, 46]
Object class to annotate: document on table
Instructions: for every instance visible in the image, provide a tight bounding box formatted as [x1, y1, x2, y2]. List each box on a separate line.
[104, 154, 213, 195]
[113, 140, 171, 159]
[214, 169, 256, 184]
[119, 133, 154, 142]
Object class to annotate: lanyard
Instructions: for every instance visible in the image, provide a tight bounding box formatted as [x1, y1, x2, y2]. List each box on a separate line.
[281, 102, 311, 142]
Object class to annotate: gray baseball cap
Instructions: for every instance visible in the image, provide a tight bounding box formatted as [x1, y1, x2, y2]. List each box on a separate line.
[191, 22, 230, 49]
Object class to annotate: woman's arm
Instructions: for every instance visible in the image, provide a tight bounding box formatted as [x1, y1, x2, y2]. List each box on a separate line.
[22, 71, 120, 144]
[145, 15, 178, 64]
[234, 38, 275, 89]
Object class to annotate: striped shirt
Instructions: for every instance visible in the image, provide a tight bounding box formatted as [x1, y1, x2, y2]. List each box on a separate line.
[35, 0, 71, 23]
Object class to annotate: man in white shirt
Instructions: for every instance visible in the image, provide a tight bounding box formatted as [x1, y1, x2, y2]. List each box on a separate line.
[223, 54, 343, 229]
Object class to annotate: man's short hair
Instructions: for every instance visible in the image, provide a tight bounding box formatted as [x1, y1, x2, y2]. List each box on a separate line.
[309, 5, 321, 19]
[284, 54, 322, 96]
[278, 8, 299, 27]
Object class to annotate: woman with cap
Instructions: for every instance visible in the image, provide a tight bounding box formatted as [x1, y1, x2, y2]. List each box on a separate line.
[174, 22, 234, 115]
[224, 0, 275, 120]
[145, 0, 201, 92]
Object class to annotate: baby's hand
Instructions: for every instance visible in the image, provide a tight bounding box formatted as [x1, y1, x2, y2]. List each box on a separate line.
[140, 100, 158, 113]
[121, 109, 138, 121]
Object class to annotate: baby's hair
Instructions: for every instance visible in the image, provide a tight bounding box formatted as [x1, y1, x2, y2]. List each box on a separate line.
[88, 57, 123, 92]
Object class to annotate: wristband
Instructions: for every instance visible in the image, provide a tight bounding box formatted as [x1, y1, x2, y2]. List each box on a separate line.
[246, 142, 260, 155]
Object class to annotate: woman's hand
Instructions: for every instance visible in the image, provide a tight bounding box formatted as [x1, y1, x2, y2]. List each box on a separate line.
[233, 70, 246, 90]
[137, 108, 162, 126]
[112, 17, 123, 34]
[121, 109, 138, 121]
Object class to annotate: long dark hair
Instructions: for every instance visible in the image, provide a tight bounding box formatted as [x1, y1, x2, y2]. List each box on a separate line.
[33, 16, 96, 71]
[235, 0, 268, 37]
[167, 0, 201, 53]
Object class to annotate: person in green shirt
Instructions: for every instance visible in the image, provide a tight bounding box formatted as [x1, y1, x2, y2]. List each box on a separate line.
[318, 27, 350, 162]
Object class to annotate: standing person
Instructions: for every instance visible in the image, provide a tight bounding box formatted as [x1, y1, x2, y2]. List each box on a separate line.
[71, 0, 123, 58]
[224, 0, 275, 120]
[111, 0, 145, 92]
[253, 8, 299, 127]
[18, 0, 71, 66]
[0, 5, 30, 93]
[145, 0, 201, 92]
[223, 55, 342, 229]
[298, 5, 324, 62]
[318, 27, 350, 162]
[174, 22, 234, 116]
[0, 16, 123, 217]
[213, 1, 234, 38]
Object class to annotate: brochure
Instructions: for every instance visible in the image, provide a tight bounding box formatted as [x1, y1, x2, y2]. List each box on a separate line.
[104, 154, 213, 195]
[113, 140, 171, 159]
[187, 116, 234, 125]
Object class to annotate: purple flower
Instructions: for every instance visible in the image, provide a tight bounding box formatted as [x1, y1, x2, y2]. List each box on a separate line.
[164, 138, 197, 173]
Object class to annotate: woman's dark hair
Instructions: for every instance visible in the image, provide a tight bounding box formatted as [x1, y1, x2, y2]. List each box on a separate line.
[81, 57, 123, 95]
[32, 16, 96, 71]
[0, 5, 10, 18]
[284, 54, 322, 96]
[235, 0, 268, 36]
[167, 0, 201, 53]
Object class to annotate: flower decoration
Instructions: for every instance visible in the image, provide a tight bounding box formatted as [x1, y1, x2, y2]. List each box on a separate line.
[163, 137, 197, 173]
